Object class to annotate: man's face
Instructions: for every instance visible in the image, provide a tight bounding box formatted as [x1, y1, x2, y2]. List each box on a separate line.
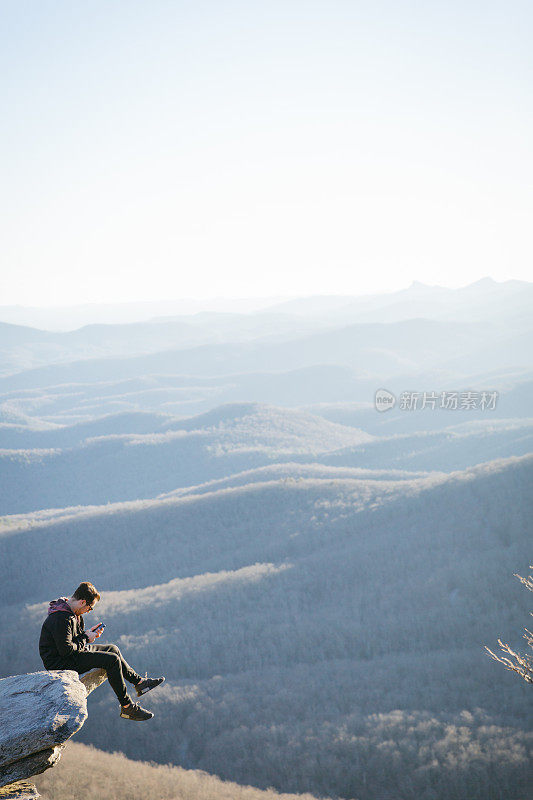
[77, 598, 97, 616]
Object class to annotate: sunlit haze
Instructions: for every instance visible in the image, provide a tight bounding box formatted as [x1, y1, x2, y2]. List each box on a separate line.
[1, 1, 532, 307]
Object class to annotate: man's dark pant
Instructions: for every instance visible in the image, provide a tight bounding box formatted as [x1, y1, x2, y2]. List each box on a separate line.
[70, 643, 141, 705]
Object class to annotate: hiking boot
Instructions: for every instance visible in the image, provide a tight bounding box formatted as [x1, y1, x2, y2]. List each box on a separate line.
[135, 674, 165, 697]
[120, 701, 154, 721]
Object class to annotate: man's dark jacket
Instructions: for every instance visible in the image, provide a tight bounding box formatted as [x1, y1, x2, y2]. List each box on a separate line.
[39, 597, 90, 669]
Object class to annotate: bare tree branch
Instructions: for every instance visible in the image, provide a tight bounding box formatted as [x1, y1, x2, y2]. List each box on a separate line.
[485, 566, 533, 685]
[485, 641, 533, 684]
[513, 568, 533, 593]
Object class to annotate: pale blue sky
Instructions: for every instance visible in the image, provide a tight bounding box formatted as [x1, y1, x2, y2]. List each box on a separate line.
[1, 1, 532, 306]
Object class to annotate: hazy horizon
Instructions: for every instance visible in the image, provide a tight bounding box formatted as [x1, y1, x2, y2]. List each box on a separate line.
[1, 275, 530, 335]
[1, 275, 528, 310]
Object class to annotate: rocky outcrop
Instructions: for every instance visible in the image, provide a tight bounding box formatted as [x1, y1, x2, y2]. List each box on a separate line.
[79, 667, 107, 696]
[0, 669, 107, 799]
[0, 782, 41, 799]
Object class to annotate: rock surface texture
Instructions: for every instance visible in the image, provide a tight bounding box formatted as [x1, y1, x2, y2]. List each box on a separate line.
[0, 669, 104, 798]
[0, 780, 41, 799]
[79, 668, 107, 696]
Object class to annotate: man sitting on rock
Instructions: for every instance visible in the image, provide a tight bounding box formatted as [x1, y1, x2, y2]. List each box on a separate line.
[39, 581, 164, 721]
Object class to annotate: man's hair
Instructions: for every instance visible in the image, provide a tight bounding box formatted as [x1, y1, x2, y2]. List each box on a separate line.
[72, 581, 100, 604]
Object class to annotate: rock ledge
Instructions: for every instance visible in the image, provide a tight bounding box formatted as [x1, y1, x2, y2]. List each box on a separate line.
[0, 669, 107, 799]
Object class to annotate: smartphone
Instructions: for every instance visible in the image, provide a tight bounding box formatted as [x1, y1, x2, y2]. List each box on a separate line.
[94, 622, 106, 631]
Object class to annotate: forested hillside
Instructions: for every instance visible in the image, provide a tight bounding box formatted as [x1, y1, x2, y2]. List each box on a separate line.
[1, 454, 531, 799]
[1, 402, 532, 514]
[0, 404, 374, 513]
[36, 742, 326, 800]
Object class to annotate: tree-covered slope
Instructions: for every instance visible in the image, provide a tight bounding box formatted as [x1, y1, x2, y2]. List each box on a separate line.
[1, 454, 531, 799]
[0, 404, 373, 514]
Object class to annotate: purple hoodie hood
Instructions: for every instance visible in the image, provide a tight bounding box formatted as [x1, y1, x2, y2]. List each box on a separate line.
[48, 597, 74, 615]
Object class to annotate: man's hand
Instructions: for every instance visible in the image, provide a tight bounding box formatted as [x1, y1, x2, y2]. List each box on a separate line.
[86, 624, 104, 643]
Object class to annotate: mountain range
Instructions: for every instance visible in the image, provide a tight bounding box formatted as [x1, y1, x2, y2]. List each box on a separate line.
[0, 278, 531, 800]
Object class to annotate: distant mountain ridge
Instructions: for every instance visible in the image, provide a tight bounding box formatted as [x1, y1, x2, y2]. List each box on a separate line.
[1, 318, 524, 391]
[1, 278, 531, 382]
[265, 278, 533, 332]
[0, 403, 373, 514]
[0, 312, 332, 376]
[1, 401, 532, 515]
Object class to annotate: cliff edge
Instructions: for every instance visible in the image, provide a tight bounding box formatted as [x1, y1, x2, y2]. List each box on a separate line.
[0, 669, 106, 800]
